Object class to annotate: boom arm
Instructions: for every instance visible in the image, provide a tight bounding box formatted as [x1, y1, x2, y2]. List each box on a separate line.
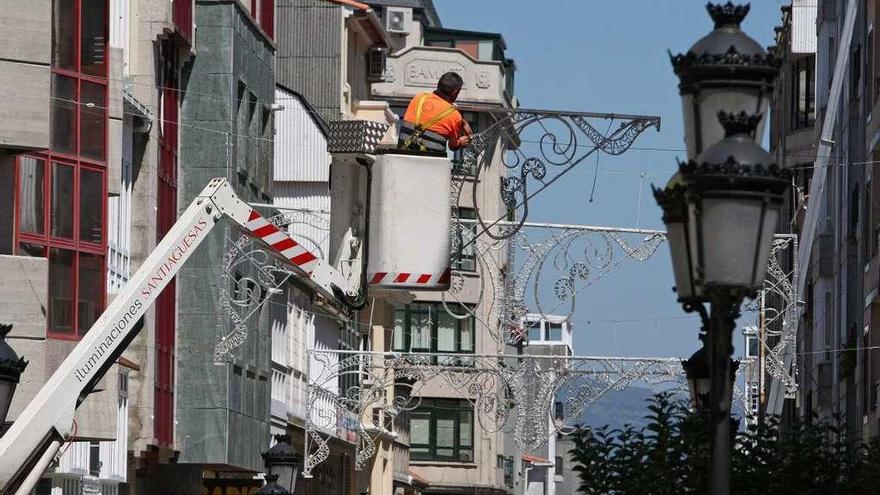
[0, 178, 355, 494]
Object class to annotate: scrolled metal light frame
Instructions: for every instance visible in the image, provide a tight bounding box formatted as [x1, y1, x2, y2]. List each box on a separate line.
[450, 107, 660, 244]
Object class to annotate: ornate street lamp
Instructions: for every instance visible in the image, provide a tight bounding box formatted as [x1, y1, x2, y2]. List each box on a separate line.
[656, 112, 789, 495]
[261, 434, 301, 495]
[256, 474, 290, 495]
[654, 111, 789, 306]
[669, 2, 779, 159]
[678, 111, 789, 297]
[682, 337, 741, 415]
[682, 342, 710, 411]
[0, 324, 28, 428]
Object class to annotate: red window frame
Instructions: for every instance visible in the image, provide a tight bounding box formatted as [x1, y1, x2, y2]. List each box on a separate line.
[155, 40, 180, 447]
[14, 0, 109, 340]
[251, 0, 274, 39]
[172, 0, 193, 45]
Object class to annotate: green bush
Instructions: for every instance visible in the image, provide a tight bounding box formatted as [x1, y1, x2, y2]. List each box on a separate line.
[567, 392, 880, 494]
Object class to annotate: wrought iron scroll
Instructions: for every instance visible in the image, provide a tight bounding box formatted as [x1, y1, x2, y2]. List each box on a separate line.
[450, 108, 660, 244]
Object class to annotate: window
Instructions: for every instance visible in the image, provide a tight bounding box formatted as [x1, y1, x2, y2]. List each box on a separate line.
[749, 383, 759, 416]
[547, 322, 563, 341]
[555, 456, 563, 476]
[824, 292, 833, 361]
[554, 400, 564, 420]
[852, 44, 862, 100]
[527, 320, 542, 342]
[16, 0, 108, 338]
[868, 29, 874, 103]
[394, 303, 475, 365]
[453, 208, 476, 272]
[828, 37, 835, 91]
[251, 0, 275, 38]
[89, 441, 101, 476]
[745, 334, 759, 359]
[410, 399, 474, 462]
[155, 39, 180, 447]
[864, 181, 872, 260]
[791, 56, 815, 130]
[851, 186, 860, 240]
[503, 457, 514, 487]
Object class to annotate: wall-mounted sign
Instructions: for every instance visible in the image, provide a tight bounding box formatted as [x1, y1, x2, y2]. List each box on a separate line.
[201, 479, 262, 495]
[405, 60, 467, 88]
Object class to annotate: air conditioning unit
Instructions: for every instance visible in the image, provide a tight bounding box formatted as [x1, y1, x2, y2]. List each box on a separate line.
[385, 7, 411, 34]
[367, 46, 387, 82]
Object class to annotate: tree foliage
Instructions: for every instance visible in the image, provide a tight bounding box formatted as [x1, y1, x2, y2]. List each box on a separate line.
[567, 392, 880, 494]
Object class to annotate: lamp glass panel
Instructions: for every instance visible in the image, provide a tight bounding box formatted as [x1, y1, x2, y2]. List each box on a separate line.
[0, 380, 14, 424]
[686, 201, 703, 291]
[695, 377, 711, 397]
[274, 463, 295, 493]
[680, 93, 698, 160]
[697, 87, 764, 152]
[751, 205, 781, 287]
[665, 220, 695, 300]
[699, 196, 764, 289]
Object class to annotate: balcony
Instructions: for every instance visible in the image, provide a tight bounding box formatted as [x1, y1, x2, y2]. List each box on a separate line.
[371, 46, 514, 107]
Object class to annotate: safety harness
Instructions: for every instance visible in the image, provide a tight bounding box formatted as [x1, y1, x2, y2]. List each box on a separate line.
[400, 93, 457, 152]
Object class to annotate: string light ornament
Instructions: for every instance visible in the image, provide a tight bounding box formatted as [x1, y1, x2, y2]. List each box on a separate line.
[214, 233, 295, 362]
[302, 349, 690, 477]
[740, 234, 799, 421]
[444, 222, 668, 346]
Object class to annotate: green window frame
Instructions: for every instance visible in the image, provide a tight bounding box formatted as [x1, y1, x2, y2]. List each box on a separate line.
[393, 303, 475, 365]
[410, 398, 474, 462]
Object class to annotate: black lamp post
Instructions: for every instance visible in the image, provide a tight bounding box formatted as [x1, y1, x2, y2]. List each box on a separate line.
[0, 323, 28, 428]
[260, 434, 301, 495]
[683, 340, 711, 411]
[655, 110, 789, 495]
[669, 2, 779, 160]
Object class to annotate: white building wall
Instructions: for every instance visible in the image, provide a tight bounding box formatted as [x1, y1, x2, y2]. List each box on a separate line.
[109, 0, 130, 75]
[274, 87, 331, 182]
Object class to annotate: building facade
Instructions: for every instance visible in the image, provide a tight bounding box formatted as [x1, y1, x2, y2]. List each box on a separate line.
[769, 0, 880, 442]
[520, 314, 573, 495]
[366, 2, 519, 493]
[169, 0, 277, 492]
[0, 1, 527, 494]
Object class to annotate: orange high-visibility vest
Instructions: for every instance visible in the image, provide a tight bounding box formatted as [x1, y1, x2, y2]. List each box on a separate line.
[402, 92, 466, 149]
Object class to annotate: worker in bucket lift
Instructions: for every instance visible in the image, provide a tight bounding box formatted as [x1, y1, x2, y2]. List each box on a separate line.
[399, 71, 473, 153]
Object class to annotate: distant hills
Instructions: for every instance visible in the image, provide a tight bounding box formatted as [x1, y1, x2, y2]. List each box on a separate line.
[569, 385, 746, 431]
[574, 386, 683, 431]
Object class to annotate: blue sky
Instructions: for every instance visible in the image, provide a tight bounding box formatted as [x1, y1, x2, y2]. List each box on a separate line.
[436, 0, 789, 358]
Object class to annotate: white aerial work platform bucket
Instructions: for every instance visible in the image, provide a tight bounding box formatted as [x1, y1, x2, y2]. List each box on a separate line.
[367, 150, 452, 291]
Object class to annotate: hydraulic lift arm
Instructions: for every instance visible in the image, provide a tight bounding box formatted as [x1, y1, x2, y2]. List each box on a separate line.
[0, 178, 356, 494]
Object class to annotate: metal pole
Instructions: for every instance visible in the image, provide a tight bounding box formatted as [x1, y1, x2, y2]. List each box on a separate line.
[708, 292, 739, 495]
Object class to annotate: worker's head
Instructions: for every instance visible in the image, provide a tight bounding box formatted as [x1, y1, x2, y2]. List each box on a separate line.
[436, 71, 464, 102]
